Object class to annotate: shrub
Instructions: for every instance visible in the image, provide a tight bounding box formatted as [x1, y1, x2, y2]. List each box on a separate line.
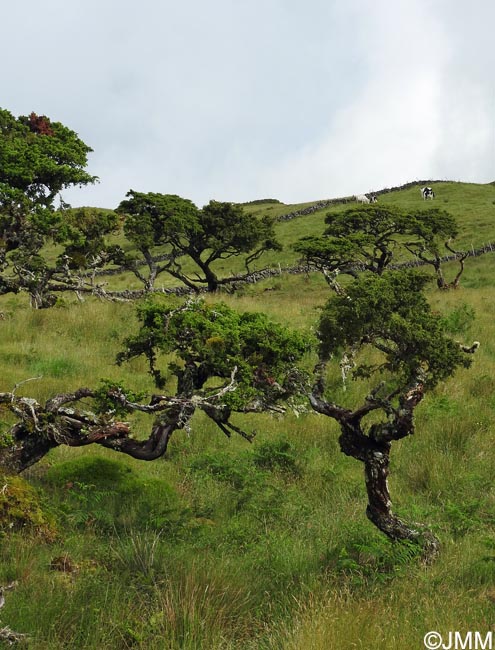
[43, 457, 185, 533]
[0, 473, 56, 539]
[252, 438, 302, 477]
[439, 303, 475, 334]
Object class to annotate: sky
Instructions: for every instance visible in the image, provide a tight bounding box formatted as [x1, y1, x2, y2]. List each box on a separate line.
[2, 0, 495, 209]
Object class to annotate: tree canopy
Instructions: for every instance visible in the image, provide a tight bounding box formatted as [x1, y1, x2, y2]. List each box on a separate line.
[294, 204, 460, 282]
[0, 108, 99, 306]
[116, 191, 281, 292]
[0, 108, 96, 249]
[403, 207, 466, 288]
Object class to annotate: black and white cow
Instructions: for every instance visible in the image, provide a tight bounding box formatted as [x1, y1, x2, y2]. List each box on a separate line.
[421, 187, 435, 200]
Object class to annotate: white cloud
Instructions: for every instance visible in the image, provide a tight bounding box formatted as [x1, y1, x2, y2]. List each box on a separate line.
[2, 0, 495, 208]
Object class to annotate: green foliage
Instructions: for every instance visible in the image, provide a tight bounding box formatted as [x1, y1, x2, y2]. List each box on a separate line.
[294, 204, 458, 276]
[118, 299, 310, 410]
[252, 438, 302, 476]
[116, 190, 281, 290]
[326, 525, 422, 587]
[318, 270, 471, 388]
[93, 379, 147, 416]
[119, 192, 199, 251]
[44, 457, 184, 533]
[439, 302, 476, 334]
[187, 449, 292, 528]
[189, 452, 255, 491]
[0, 108, 96, 247]
[445, 500, 486, 538]
[58, 207, 121, 269]
[0, 109, 95, 206]
[0, 108, 99, 305]
[405, 206, 458, 248]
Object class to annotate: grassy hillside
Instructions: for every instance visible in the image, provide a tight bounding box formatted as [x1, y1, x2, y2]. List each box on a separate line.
[136, 180, 495, 285]
[1, 181, 495, 649]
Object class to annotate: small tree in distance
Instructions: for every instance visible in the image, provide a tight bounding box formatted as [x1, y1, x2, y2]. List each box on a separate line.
[294, 204, 412, 277]
[294, 204, 463, 288]
[404, 207, 468, 289]
[116, 191, 281, 292]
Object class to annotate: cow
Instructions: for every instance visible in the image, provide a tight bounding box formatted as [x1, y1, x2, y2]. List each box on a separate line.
[356, 194, 378, 204]
[421, 187, 435, 200]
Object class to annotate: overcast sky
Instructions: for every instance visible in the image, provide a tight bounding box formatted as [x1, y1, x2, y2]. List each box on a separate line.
[3, 0, 495, 208]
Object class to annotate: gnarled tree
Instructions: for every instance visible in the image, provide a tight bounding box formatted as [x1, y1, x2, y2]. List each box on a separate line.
[0, 108, 99, 307]
[294, 204, 412, 277]
[310, 270, 475, 556]
[0, 300, 308, 474]
[294, 204, 464, 288]
[116, 191, 281, 292]
[403, 207, 467, 289]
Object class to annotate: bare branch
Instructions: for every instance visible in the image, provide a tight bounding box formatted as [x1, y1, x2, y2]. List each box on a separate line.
[0, 581, 28, 645]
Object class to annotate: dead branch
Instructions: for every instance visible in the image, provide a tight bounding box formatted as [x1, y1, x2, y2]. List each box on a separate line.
[0, 582, 28, 645]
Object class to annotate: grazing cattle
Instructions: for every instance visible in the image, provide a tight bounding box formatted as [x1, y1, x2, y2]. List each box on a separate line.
[356, 194, 377, 204]
[421, 187, 435, 200]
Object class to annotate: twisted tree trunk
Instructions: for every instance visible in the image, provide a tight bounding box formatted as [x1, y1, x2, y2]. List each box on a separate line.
[363, 445, 439, 556]
[310, 375, 440, 560]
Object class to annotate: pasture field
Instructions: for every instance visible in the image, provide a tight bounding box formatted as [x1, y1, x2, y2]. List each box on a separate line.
[1, 181, 495, 649]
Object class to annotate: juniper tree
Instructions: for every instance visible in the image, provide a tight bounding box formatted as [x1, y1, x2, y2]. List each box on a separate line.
[294, 204, 463, 287]
[403, 207, 467, 289]
[0, 300, 308, 473]
[310, 269, 475, 555]
[294, 204, 411, 277]
[0, 108, 104, 307]
[116, 191, 281, 292]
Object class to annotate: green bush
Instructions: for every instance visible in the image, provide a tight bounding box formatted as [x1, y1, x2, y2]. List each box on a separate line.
[252, 438, 302, 477]
[439, 303, 475, 334]
[43, 457, 185, 533]
[0, 473, 56, 539]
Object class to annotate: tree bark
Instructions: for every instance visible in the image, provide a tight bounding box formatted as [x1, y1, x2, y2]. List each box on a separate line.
[340, 421, 440, 558]
[0, 389, 190, 474]
[310, 372, 439, 559]
[363, 444, 440, 558]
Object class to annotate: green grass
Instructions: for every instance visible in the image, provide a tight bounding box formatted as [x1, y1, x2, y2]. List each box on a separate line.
[2, 181, 495, 648]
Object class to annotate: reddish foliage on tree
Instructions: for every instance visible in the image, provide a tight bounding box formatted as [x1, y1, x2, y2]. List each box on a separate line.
[28, 112, 54, 136]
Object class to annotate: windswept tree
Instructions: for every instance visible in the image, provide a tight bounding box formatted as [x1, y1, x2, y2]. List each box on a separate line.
[0, 206, 121, 308]
[309, 270, 475, 556]
[116, 191, 281, 292]
[0, 300, 308, 474]
[294, 204, 463, 287]
[403, 207, 467, 289]
[294, 205, 411, 277]
[0, 108, 98, 306]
